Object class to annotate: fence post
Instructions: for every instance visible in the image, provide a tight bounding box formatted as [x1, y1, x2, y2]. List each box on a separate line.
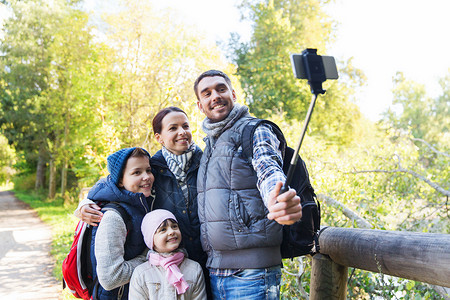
[310, 253, 348, 300]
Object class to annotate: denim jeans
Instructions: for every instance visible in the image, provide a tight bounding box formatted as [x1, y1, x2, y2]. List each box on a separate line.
[210, 266, 282, 299]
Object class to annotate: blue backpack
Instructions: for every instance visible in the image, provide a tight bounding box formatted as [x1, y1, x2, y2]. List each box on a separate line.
[241, 118, 321, 258]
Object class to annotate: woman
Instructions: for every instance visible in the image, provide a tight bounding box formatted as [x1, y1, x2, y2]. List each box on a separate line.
[150, 107, 206, 275]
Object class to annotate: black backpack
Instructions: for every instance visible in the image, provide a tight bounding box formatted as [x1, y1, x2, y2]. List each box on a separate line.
[241, 118, 321, 258]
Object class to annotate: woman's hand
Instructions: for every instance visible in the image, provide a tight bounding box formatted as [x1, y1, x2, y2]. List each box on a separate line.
[80, 203, 103, 226]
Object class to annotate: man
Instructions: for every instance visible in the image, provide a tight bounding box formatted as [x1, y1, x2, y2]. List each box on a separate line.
[194, 70, 302, 299]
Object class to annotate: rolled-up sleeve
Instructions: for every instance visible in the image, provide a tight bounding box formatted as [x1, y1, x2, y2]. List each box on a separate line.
[252, 124, 286, 206]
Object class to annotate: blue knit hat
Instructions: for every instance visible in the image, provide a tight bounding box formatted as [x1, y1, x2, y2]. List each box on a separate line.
[107, 147, 150, 185]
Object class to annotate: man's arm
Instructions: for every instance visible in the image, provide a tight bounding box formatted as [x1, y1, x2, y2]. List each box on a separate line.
[252, 124, 302, 225]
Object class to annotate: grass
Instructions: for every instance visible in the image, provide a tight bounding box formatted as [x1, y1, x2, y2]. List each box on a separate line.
[12, 189, 80, 299]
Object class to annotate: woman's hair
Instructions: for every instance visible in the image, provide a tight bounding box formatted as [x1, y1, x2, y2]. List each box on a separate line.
[152, 106, 187, 134]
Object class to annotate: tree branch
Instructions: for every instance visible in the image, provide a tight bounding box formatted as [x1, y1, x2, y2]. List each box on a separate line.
[412, 138, 450, 158]
[430, 285, 450, 300]
[282, 256, 309, 299]
[317, 194, 372, 229]
[350, 169, 450, 197]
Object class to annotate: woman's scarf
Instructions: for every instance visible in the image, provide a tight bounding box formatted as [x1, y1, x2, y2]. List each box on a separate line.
[149, 251, 189, 294]
[202, 103, 250, 143]
[162, 143, 196, 202]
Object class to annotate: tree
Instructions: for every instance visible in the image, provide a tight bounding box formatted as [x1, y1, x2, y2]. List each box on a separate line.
[0, 0, 62, 191]
[0, 0, 117, 197]
[97, 0, 233, 153]
[0, 133, 15, 184]
[384, 71, 450, 146]
[44, 7, 114, 197]
[229, 0, 365, 145]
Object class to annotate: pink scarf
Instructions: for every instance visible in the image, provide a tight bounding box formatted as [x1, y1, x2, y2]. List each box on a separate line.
[149, 252, 189, 294]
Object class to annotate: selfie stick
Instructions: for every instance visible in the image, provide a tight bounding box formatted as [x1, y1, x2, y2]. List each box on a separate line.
[280, 49, 337, 194]
[280, 93, 319, 194]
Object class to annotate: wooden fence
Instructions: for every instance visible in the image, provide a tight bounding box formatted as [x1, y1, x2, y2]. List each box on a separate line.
[310, 227, 450, 299]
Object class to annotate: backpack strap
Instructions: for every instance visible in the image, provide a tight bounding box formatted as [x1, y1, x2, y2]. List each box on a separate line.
[84, 202, 131, 299]
[241, 118, 287, 164]
[102, 202, 132, 232]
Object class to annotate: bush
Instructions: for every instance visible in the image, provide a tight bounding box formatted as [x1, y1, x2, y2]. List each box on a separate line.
[12, 172, 36, 191]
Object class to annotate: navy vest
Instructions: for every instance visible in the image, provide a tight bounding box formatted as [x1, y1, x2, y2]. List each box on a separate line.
[150, 147, 206, 267]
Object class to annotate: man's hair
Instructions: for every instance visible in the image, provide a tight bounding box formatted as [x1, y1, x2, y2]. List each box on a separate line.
[152, 106, 187, 134]
[193, 70, 232, 100]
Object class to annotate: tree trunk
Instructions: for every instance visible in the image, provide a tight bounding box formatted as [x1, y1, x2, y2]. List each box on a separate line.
[48, 157, 56, 199]
[60, 108, 70, 196]
[35, 145, 46, 191]
[60, 159, 67, 196]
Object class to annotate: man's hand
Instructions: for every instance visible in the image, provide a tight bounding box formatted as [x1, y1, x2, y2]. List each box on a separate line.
[267, 181, 302, 225]
[80, 203, 103, 226]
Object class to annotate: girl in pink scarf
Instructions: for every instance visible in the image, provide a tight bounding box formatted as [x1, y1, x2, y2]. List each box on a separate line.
[129, 209, 207, 300]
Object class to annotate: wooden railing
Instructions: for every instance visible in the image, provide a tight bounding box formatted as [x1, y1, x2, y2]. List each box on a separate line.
[310, 227, 450, 299]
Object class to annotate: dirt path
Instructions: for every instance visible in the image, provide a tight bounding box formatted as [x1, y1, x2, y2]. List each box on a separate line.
[0, 191, 62, 300]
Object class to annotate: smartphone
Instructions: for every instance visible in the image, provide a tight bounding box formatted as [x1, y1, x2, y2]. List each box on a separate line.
[290, 51, 338, 80]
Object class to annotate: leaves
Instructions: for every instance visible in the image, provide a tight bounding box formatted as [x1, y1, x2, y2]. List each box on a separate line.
[1, 1, 448, 298]
[230, 0, 366, 146]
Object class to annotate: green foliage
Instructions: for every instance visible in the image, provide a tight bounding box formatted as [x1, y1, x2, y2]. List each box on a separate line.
[0, 0, 57, 169]
[1, 0, 448, 298]
[93, 0, 231, 153]
[0, 0, 232, 194]
[230, 0, 328, 119]
[12, 171, 36, 192]
[229, 0, 365, 145]
[273, 77, 448, 297]
[384, 71, 450, 146]
[0, 133, 16, 183]
[281, 256, 312, 299]
[347, 269, 441, 299]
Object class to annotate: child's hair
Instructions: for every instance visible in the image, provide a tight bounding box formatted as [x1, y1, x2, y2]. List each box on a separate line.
[129, 147, 150, 159]
[152, 106, 187, 135]
[107, 147, 150, 185]
[141, 209, 179, 250]
[157, 219, 178, 230]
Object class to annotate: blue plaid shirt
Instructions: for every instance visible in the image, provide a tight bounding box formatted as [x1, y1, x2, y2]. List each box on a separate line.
[252, 123, 286, 206]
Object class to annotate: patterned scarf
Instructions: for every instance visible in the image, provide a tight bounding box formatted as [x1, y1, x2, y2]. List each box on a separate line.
[162, 143, 196, 202]
[149, 251, 189, 294]
[202, 103, 250, 145]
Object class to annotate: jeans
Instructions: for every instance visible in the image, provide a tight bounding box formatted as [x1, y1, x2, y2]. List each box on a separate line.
[210, 266, 282, 300]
